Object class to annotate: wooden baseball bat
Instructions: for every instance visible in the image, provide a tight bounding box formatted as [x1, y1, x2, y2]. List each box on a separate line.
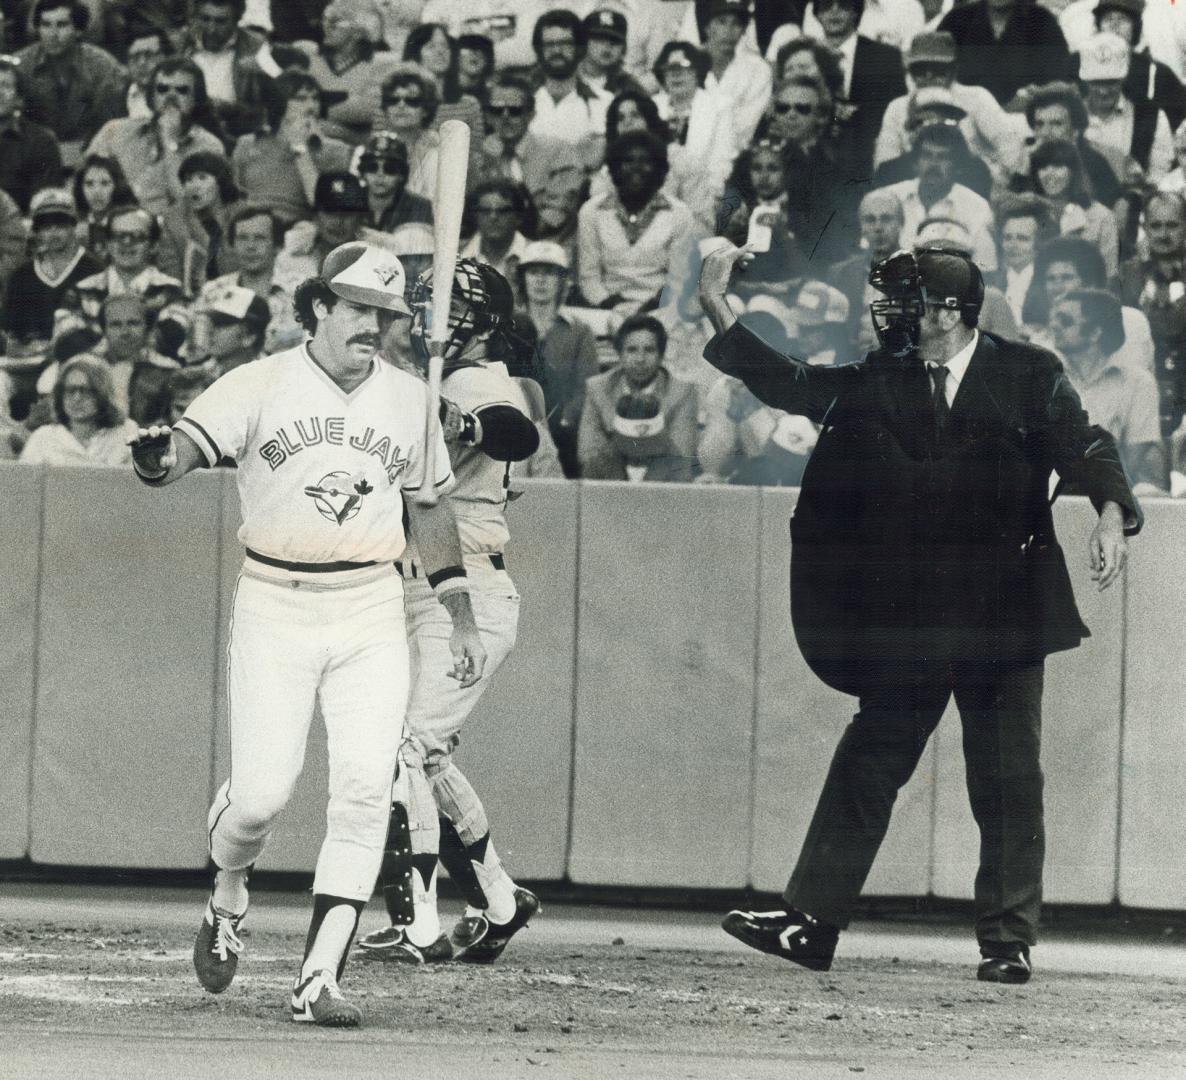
[416, 118, 471, 507]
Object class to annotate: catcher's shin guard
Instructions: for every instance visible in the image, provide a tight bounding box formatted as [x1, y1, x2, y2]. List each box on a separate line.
[438, 815, 489, 910]
[380, 800, 415, 925]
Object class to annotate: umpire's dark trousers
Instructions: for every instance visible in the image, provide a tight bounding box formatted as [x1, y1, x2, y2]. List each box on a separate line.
[784, 661, 1045, 956]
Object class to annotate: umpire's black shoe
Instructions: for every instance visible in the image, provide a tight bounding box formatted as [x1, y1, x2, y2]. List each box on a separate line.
[455, 888, 541, 964]
[721, 907, 839, 971]
[977, 947, 1032, 984]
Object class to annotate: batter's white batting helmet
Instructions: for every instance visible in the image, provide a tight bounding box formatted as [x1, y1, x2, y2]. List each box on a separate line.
[321, 241, 412, 315]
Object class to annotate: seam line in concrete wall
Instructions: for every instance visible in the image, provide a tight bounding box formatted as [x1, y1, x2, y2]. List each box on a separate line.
[561, 482, 583, 881]
[25, 466, 48, 859]
[746, 487, 763, 889]
[1112, 549, 1130, 905]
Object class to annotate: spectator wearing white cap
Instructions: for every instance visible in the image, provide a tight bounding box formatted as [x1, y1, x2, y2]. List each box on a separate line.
[1060, 0, 1186, 93]
[192, 279, 272, 374]
[516, 239, 600, 478]
[874, 31, 1027, 179]
[1080, 30, 1174, 182]
[652, 41, 738, 231]
[2, 187, 101, 351]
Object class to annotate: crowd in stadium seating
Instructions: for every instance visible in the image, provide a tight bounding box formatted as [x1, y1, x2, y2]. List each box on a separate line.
[1, 0, 1185, 493]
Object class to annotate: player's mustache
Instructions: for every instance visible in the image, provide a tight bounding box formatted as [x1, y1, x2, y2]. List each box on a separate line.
[348, 334, 380, 348]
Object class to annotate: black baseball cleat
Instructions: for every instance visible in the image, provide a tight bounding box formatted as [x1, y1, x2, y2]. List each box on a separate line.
[977, 948, 1032, 984]
[721, 907, 839, 971]
[454, 888, 541, 964]
[357, 925, 454, 964]
[193, 897, 246, 993]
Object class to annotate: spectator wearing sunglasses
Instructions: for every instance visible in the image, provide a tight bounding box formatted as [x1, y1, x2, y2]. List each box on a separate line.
[460, 178, 532, 283]
[376, 64, 441, 201]
[474, 73, 569, 202]
[87, 57, 227, 216]
[16, 0, 127, 165]
[356, 129, 433, 232]
[59, 206, 183, 331]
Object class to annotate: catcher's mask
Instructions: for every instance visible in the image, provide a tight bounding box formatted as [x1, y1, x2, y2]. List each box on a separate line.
[867, 248, 984, 358]
[410, 258, 513, 366]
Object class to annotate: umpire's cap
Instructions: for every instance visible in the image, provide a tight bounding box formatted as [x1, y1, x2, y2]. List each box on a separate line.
[321, 241, 412, 315]
[916, 249, 984, 322]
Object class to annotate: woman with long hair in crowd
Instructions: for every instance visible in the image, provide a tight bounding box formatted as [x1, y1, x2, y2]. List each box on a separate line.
[403, 23, 484, 179]
[651, 41, 737, 230]
[157, 151, 241, 296]
[19, 354, 138, 466]
[1028, 138, 1120, 279]
[72, 154, 135, 261]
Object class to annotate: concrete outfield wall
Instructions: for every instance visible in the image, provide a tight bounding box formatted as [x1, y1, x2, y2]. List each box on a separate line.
[1119, 498, 1186, 910]
[568, 482, 760, 888]
[6, 468, 1186, 911]
[0, 464, 41, 859]
[30, 466, 222, 869]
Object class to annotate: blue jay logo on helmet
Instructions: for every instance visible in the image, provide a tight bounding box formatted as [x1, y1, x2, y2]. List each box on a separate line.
[410, 258, 513, 363]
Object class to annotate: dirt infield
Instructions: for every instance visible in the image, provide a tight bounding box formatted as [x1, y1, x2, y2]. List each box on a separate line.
[2, 900, 1185, 1080]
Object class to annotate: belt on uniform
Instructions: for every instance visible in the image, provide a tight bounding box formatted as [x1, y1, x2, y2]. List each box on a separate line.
[246, 548, 379, 573]
[395, 553, 505, 577]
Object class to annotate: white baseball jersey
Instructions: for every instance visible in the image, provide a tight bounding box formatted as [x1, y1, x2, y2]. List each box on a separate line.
[174, 344, 454, 564]
[409, 361, 528, 557]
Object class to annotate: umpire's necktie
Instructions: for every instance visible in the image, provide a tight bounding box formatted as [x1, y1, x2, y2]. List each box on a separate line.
[929, 363, 950, 441]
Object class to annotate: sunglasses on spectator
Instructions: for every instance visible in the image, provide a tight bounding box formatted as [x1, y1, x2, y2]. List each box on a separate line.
[155, 81, 193, 95]
[110, 230, 151, 243]
[486, 104, 526, 117]
[384, 93, 424, 107]
[773, 101, 815, 116]
[1051, 312, 1081, 328]
[910, 63, 951, 79]
[476, 203, 515, 216]
[63, 384, 96, 396]
[359, 156, 406, 176]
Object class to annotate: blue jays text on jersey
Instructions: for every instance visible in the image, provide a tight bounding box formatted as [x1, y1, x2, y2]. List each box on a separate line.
[259, 417, 412, 484]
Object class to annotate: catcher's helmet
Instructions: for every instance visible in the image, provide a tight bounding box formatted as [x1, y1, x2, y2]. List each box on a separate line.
[410, 258, 514, 359]
[321, 241, 412, 315]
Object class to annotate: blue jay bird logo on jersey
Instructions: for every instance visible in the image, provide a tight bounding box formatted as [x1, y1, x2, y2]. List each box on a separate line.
[304, 471, 374, 525]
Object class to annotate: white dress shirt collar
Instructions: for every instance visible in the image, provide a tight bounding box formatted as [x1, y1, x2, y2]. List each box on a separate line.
[930, 328, 978, 406]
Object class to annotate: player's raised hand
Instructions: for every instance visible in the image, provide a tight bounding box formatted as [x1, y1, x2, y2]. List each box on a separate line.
[448, 623, 487, 688]
[127, 424, 177, 476]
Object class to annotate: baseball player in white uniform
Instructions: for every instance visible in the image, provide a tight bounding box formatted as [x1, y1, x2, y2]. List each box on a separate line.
[126, 242, 487, 1028]
[358, 259, 543, 965]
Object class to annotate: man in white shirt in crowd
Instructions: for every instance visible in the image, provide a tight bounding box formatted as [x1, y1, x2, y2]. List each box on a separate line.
[528, 9, 609, 147]
[876, 122, 998, 270]
[701, 0, 772, 149]
[875, 30, 1028, 179]
[1080, 30, 1174, 184]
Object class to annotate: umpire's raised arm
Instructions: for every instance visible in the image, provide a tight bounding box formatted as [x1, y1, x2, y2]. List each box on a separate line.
[698, 242, 861, 424]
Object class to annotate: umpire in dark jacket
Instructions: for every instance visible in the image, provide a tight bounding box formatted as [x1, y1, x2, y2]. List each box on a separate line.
[700, 241, 1140, 984]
